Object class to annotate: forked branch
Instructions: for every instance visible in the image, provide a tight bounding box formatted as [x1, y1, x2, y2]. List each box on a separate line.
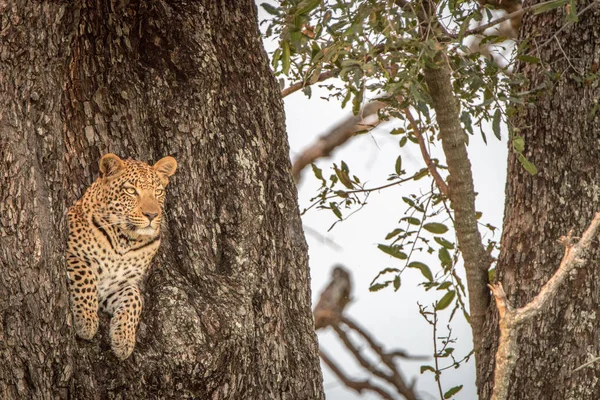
[489, 212, 600, 400]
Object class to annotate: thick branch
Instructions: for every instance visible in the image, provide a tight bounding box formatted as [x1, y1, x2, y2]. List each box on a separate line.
[423, 51, 491, 368]
[489, 213, 600, 400]
[291, 100, 386, 182]
[319, 351, 396, 400]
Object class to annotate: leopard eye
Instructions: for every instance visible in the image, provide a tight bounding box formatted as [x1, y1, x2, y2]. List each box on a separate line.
[123, 186, 137, 196]
[155, 188, 165, 196]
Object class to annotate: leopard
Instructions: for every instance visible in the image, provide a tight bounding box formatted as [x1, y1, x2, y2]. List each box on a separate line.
[66, 153, 177, 360]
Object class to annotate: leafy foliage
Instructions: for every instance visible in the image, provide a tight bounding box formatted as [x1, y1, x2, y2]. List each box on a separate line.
[259, 0, 576, 397]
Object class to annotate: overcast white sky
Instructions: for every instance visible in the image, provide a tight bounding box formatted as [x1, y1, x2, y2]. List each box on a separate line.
[257, 5, 509, 399]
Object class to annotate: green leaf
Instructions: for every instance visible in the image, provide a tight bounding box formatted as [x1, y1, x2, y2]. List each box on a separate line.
[395, 155, 402, 175]
[330, 202, 342, 219]
[513, 136, 525, 152]
[369, 282, 389, 292]
[334, 165, 354, 189]
[413, 167, 428, 180]
[420, 365, 435, 374]
[402, 217, 421, 225]
[393, 275, 401, 291]
[296, 0, 321, 15]
[423, 222, 449, 234]
[261, 3, 281, 15]
[518, 153, 538, 175]
[352, 88, 364, 116]
[488, 268, 496, 283]
[444, 385, 463, 399]
[399, 136, 407, 147]
[517, 55, 540, 64]
[434, 236, 454, 249]
[534, 0, 568, 14]
[437, 281, 452, 290]
[282, 40, 291, 75]
[566, 0, 578, 22]
[378, 244, 408, 259]
[311, 163, 325, 183]
[385, 228, 404, 240]
[438, 247, 452, 267]
[492, 109, 501, 140]
[408, 261, 433, 281]
[436, 290, 456, 310]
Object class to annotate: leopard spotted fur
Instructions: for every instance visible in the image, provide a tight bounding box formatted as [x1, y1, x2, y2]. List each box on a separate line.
[67, 153, 177, 360]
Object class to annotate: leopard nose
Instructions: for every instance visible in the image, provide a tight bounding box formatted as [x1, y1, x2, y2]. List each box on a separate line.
[143, 211, 158, 222]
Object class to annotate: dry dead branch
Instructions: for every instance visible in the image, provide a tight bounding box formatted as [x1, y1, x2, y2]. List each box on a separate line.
[314, 266, 422, 400]
[291, 100, 386, 182]
[489, 212, 600, 400]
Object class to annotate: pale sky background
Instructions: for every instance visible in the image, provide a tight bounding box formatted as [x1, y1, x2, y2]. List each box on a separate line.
[257, 5, 509, 399]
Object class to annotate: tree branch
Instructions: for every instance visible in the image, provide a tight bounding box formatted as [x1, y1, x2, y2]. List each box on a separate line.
[423, 50, 492, 370]
[282, 70, 339, 98]
[319, 351, 396, 400]
[403, 108, 449, 196]
[489, 212, 600, 400]
[291, 100, 387, 182]
[333, 323, 419, 400]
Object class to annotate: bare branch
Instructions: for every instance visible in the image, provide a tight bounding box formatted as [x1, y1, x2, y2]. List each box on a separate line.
[291, 100, 387, 182]
[281, 70, 338, 98]
[490, 212, 600, 400]
[342, 317, 429, 362]
[319, 351, 396, 400]
[459, 7, 525, 38]
[333, 324, 418, 400]
[403, 108, 449, 196]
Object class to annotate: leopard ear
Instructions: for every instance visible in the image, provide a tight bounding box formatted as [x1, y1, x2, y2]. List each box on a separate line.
[99, 154, 124, 178]
[153, 156, 177, 185]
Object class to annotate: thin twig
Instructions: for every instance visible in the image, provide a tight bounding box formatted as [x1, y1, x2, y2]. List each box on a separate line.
[404, 108, 449, 196]
[281, 70, 339, 98]
[342, 317, 430, 361]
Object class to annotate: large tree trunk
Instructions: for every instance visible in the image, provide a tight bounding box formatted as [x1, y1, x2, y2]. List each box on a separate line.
[478, 1, 600, 398]
[0, 1, 324, 399]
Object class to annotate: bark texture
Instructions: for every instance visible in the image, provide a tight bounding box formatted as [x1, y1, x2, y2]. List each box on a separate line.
[478, 1, 600, 398]
[0, 1, 324, 399]
[424, 55, 490, 370]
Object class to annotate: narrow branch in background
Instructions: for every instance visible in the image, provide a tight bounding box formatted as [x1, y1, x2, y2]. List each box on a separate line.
[281, 70, 339, 98]
[291, 100, 387, 182]
[461, 8, 524, 38]
[281, 42, 409, 99]
[403, 108, 449, 196]
[423, 51, 492, 372]
[489, 212, 600, 400]
[319, 351, 395, 400]
[315, 266, 419, 400]
[342, 317, 429, 362]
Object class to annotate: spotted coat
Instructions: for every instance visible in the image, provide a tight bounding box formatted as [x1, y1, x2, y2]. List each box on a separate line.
[67, 154, 177, 360]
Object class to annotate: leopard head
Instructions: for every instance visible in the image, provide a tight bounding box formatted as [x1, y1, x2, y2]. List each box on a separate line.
[96, 153, 177, 239]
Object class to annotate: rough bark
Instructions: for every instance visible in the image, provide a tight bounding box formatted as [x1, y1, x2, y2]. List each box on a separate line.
[0, 1, 324, 399]
[478, 1, 600, 398]
[424, 54, 491, 372]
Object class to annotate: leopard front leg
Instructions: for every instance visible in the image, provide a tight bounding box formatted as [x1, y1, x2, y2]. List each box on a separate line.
[107, 285, 142, 360]
[66, 253, 99, 340]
